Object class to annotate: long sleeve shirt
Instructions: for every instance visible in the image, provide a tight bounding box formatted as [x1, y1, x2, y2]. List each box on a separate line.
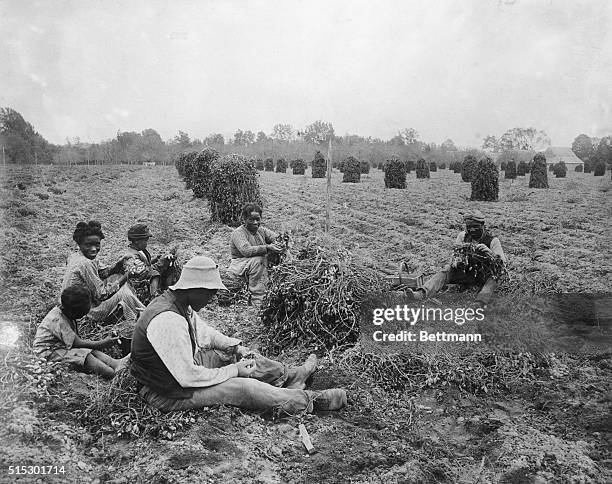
[146, 308, 242, 388]
[229, 225, 278, 259]
[60, 253, 116, 305]
[455, 231, 506, 263]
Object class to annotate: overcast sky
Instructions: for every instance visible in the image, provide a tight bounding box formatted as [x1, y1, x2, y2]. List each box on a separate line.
[1, 0, 610, 148]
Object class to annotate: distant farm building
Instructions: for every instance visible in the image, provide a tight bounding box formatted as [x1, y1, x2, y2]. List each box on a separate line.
[143, 161, 156, 167]
[543, 147, 583, 170]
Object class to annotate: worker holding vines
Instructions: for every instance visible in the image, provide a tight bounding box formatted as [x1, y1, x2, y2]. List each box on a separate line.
[407, 210, 506, 307]
[34, 285, 129, 379]
[130, 256, 347, 414]
[61, 221, 145, 325]
[119, 223, 180, 305]
[224, 203, 283, 306]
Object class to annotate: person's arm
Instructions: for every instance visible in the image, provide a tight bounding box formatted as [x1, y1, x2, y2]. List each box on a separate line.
[73, 335, 117, 350]
[231, 227, 268, 258]
[80, 260, 122, 301]
[489, 238, 506, 263]
[147, 312, 240, 388]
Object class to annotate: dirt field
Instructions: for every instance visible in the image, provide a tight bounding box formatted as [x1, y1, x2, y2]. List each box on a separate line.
[1, 164, 611, 483]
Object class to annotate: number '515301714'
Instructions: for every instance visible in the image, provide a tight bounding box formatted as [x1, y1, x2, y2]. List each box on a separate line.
[8, 465, 65, 475]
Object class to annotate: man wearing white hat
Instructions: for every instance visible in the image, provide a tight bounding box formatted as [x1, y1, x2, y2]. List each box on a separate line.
[408, 210, 506, 307]
[130, 256, 347, 414]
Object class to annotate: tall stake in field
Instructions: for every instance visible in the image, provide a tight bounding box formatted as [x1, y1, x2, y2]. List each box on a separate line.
[326, 138, 332, 233]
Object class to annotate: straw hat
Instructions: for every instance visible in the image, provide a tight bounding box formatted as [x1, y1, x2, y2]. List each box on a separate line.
[127, 223, 153, 240]
[169, 256, 227, 291]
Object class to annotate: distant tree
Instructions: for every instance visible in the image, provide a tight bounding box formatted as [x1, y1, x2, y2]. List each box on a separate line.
[233, 129, 255, 146]
[571, 134, 594, 162]
[593, 160, 606, 176]
[400, 128, 420, 145]
[173, 130, 191, 149]
[360, 160, 370, 174]
[440, 138, 457, 152]
[498, 127, 550, 151]
[594, 136, 612, 168]
[300, 121, 335, 144]
[482, 135, 499, 152]
[0, 107, 54, 164]
[256, 131, 268, 143]
[205, 133, 225, 146]
[270, 124, 294, 142]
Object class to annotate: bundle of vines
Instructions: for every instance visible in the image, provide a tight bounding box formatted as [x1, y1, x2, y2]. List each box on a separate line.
[264, 158, 274, 171]
[255, 159, 264, 171]
[384, 156, 407, 188]
[453, 161, 462, 173]
[500, 161, 507, 172]
[312, 151, 326, 178]
[439, 162, 446, 169]
[342, 156, 361, 183]
[79, 365, 198, 439]
[461, 154, 477, 182]
[276, 158, 288, 173]
[360, 160, 370, 174]
[451, 243, 508, 282]
[470, 156, 499, 201]
[174, 151, 199, 189]
[593, 160, 606, 176]
[291, 158, 306, 175]
[208, 154, 263, 226]
[415, 158, 430, 179]
[378, 162, 384, 170]
[553, 161, 567, 178]
[429, 161, 437, 172]
[190, 147, 220, 198]
[504, 160, 517, 179]
[405, 160, 415, 173]
[339, 344, 546, 393]
[528, 153, 549, 188]
[517, 160, 530, 176]
[260, 241, 383, 353]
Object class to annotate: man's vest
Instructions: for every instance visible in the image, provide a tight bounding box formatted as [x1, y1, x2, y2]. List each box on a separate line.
[463, 230, 495, 248]
[130, 291, 196, 399]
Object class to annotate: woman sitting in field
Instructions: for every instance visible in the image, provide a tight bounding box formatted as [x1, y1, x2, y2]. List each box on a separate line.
[221, 203, 283, 307]
[61, 220, 145, 325]
[34, 286, 129, 379]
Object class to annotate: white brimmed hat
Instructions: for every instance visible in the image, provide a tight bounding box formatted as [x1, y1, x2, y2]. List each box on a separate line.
[169, 256, 227, 291]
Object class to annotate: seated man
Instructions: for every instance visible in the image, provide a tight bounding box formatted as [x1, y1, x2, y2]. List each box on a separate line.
[408, 210, 506, 307]
[33, 286, 129, 379]
[225, 203, 283, 306]
[120, 223, 178, 305]
[130, 256, 346, 415]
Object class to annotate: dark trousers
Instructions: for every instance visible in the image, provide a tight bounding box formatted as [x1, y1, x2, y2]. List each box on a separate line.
[421, 265, 498, 304]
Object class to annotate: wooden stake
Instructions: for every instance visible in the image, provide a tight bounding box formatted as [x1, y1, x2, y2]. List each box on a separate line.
[298, 424, 315, 454]
[325, 138, 332, 233]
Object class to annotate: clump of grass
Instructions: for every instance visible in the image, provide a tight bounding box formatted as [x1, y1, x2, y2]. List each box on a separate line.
[33, 192, 50, 200]
[16, 205, 37, 217]
[48, 187, 65, 195]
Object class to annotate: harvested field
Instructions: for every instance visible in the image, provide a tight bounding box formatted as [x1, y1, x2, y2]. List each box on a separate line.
[1, 164, 611, 483]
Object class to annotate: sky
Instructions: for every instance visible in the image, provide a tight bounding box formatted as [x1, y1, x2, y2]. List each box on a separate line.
[1, 0, 611, 148]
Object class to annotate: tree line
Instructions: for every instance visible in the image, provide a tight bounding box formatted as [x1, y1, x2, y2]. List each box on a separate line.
[1, 106, 610, 170]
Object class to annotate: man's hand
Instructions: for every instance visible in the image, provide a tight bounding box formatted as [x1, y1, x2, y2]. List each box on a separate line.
[266, 243, 283, 254]
[236, 359, 256, 378]
[233, 345, 254, 360]
[475, 244, 494, 257]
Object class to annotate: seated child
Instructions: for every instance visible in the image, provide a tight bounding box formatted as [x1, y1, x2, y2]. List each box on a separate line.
[33, 285, 129, 379]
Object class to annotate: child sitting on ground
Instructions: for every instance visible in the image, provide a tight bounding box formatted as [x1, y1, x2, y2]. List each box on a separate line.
[33, 286, 129, 379]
